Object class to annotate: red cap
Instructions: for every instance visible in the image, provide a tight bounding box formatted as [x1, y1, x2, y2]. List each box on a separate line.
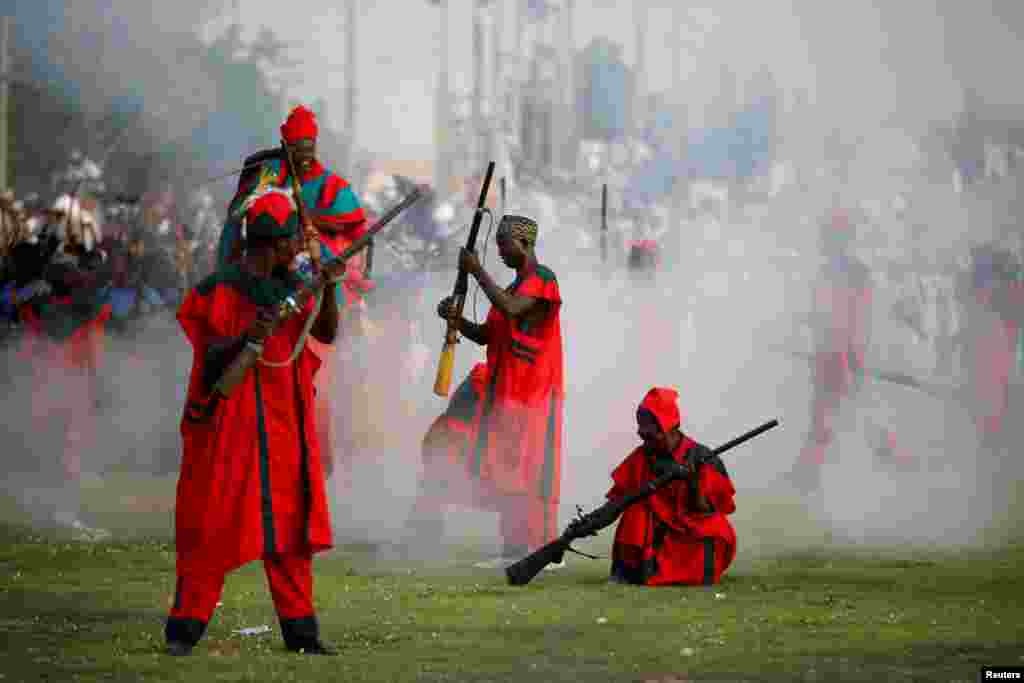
[281, 105, 319, 143]
[245, 192, 298, 239]
[639, 387, 681, 432]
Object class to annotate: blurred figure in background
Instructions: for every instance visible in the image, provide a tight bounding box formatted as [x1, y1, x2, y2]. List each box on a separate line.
[785, 209, 911, 493]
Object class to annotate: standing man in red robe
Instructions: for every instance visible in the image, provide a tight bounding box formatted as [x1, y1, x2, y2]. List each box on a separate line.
[608, 388, 737, 586]
[165, 192, 340, 656]
[962, 244, 1024, 460]
[437, 214, 565, 568]
[785, 209, 888, 493]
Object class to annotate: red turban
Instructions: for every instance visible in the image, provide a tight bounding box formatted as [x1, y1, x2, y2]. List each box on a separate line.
[639, 387, 681, 433]
[281, 105, 319, 143]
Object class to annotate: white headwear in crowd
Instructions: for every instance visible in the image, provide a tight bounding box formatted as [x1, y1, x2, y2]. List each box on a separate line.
[51, 194, 102, 252]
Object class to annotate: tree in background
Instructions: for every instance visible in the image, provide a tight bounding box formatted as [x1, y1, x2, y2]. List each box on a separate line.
[5, 3, 298, 210]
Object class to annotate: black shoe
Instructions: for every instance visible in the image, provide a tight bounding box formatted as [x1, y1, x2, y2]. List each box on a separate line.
[281, 616, 336, 655]
[166, 641, 193, 656]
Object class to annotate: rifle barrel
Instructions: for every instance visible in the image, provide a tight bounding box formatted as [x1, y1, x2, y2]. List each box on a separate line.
[600, 183, 608, 263]
[464, 161, 496, 254]
[340, 189, 422, 260]
[711, 419, 779, 456]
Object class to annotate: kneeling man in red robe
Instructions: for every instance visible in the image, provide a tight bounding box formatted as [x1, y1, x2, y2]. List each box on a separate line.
[608, 388, 737, 586]
[165, 191, 339, 655]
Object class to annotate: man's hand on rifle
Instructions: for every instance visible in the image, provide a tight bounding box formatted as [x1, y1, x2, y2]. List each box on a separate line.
[437, 295, 458, 321]
[458, 247, 482, 278]
[245, 308, 277, 343]
[668, 459, 694, 480]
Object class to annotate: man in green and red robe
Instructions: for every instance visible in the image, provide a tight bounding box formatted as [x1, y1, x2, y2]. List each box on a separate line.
[217, 105, 373, 483]
[608, 387, 737, 586]
[437, 214, 564, 566]
[165, 191, 340, 656]
[219, 105, 372, 310]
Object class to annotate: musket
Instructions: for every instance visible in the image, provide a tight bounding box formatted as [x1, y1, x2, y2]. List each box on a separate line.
[768, 345, 960, 403]
[200, 188, 422, 404]
[337, 188, 421, 263]
[280, 139, 319, 277]
[505, 419, 779, 586]
[600, 183, 608, 264]
[364, 236, 374, 278]
[433, 161, 496, 397]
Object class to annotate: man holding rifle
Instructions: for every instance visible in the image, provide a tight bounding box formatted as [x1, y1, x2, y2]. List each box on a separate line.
[607, 388, 737, 586]
[217, 105, 373, 484]
[165, 191, 341, 656]
[436, 214, 565, 568]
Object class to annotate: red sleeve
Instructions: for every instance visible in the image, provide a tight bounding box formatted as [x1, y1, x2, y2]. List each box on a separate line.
[698, 464, 736, 515]
[606, 449, 643, 499]
[177, 289, 212, 351]
[1009, 281, 1024, 308]
[517, 272, 562, 305]
[177, 290, 218, 416]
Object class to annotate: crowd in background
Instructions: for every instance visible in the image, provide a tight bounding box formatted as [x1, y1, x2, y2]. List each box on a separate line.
[0, 112, 1022, 538]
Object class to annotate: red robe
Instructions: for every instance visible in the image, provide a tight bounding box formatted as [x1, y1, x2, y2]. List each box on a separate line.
[469, 264, 564, 548]
[20, 297, 112, 480]
[609, 437, 736, 586]
[175, 266, 332, 576]
[408, 364, 492, 521]
[19, 298, 112, 371]
[429, 366, 487, 473]
[801, 254, 872, 466]
[969, 284, 1023, 436]
[813, 257, 872, 397]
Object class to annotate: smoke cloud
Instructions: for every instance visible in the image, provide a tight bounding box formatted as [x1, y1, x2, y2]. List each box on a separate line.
[2, 1, 1022, 567]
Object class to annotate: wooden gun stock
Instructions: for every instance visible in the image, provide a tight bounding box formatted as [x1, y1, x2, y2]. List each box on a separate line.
[433, 161, 496, 397]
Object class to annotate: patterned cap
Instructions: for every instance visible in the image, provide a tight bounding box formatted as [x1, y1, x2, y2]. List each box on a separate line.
[496, 214, 539, 247]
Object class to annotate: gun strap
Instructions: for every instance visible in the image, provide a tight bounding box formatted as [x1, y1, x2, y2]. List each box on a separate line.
[566, 546, 604, 560]
[258, 287, 324, 368]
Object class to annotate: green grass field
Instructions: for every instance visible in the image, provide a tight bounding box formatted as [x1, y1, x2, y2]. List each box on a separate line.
[1, 475, 1022, 683]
